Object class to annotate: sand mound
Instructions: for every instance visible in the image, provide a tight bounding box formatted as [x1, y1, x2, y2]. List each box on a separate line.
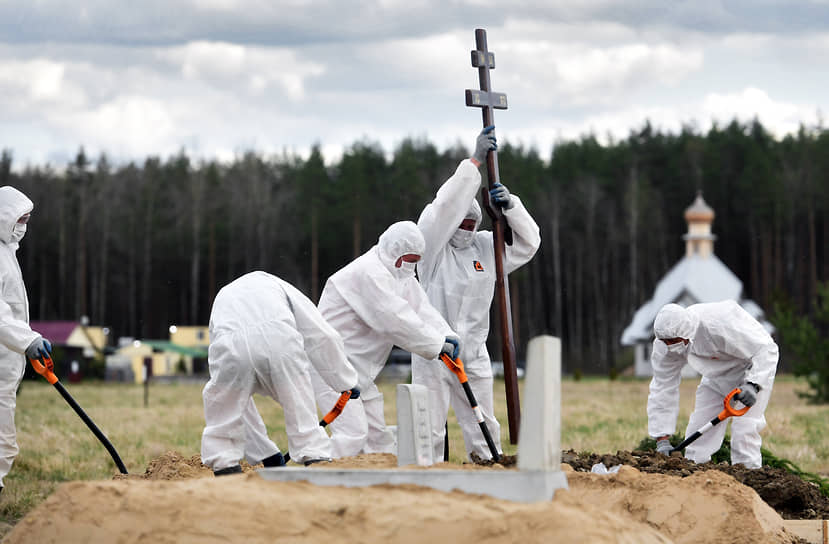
[5, 473, 670, 544]
[4, 452, 804, 544]
[113, 451, 213, 480]
[566, 466, 798, 544]
[563, 449, 829, 519]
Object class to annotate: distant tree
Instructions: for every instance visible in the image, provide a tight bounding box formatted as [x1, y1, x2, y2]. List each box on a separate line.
[773, 282, 829, 403]
[0, 149, 11, 185]
[337, 140, 388, 259]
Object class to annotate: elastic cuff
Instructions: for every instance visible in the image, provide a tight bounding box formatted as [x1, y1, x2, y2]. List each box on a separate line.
[469, 157, 481, 167]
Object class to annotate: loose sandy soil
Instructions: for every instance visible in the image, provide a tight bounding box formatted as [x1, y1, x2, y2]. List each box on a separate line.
[3, 451, 810, 544]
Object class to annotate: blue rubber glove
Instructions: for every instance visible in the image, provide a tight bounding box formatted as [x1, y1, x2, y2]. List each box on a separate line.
[348, 387, 361, 400]
[472, 125, 496, 164]
[656, 439, 673, 455]
[735, 382, 759, 407]
[441, 336, 460, 360]
[489, 182, 514, 209]
[25, 338, 52, 360]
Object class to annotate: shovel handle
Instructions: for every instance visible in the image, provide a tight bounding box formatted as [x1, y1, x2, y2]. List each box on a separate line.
[29, 354, 58, 385]
[440, 353, 500, 462]
[672, 387, 751, 453]
[320, 390, 353, 427]
[29, 354, 128, 474]
[719, 387, 751, 420]
[440, 353, 468, 384]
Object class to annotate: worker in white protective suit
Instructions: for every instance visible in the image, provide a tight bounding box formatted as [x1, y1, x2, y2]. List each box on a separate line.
[0, 186, 53, 492]
[310, 221, 460, 458]
[413, 126, 541, 461]
[201, 271, 360, 475]
[648, 301, 779, 469]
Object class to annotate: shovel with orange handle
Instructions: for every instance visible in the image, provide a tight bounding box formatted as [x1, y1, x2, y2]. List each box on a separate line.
[283, 388, 358, 463]
[29, 353, 128, 474]
[671, 387, 751, 453]
[440, 353, 501, 462]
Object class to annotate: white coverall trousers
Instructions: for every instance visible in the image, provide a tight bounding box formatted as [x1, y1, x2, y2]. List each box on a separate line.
[0, 354, 25, 487]
[412, 348, 500, 461]
[201, 322, 332, 470]
[684, 372, 774, 469]
[311, 371, 393, 458]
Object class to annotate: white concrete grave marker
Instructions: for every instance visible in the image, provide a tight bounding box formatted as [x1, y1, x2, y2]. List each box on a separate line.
[518, 335, 561, 471]
[396, 384, 434, 466]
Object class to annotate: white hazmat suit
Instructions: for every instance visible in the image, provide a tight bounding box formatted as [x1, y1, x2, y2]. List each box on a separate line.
[311, 221, 456, 458]
[413, 159, 540, 461]
[648, 301, 779, 468]
[0, 186, 41, 488]
[201, 271, 359, 470]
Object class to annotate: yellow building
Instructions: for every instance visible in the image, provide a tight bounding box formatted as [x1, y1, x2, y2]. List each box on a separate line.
[107, 340, 207, 383]
[168, 325, 210, 348]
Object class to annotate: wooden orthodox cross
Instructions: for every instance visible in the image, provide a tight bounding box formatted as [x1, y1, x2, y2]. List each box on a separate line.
[465, 28, 520, 444]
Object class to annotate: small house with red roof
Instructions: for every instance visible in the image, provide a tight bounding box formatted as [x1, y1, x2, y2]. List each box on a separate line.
[28, 320, 109, 380]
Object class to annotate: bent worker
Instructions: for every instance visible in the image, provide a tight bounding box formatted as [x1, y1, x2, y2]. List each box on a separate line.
[0, 186, 53, 493]
[413, 126, 540, 461]
[310, 221, 460, 458]
[648, 301, 779, 468]
[201, 271, 359, 475]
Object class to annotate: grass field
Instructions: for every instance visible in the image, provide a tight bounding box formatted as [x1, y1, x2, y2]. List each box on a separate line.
[0, 375, 826, 537]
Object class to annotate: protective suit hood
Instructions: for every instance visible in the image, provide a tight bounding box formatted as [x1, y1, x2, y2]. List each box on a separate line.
[449, 199, 482, 249]
[376, 221, 425, 278]
[654, 303, 699, 340]
[0, 187, 33, 245]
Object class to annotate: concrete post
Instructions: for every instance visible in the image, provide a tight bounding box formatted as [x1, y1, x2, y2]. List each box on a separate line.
[396, 384, 434, 467]
[517, 335, 561, 471]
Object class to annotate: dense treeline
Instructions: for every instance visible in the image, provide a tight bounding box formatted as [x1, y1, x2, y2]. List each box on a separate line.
[1, 118, 827, 374]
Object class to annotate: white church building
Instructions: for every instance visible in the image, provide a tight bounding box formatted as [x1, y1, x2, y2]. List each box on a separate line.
[620, 192, 774, 377]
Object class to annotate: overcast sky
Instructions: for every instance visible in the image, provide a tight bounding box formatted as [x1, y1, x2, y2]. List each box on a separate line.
[2, 0, 828, 169]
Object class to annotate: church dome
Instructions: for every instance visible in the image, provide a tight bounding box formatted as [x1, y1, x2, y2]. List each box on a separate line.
[684, 191, 715, 222]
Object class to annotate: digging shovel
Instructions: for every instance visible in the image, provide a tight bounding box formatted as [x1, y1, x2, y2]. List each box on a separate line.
[439, 353, 501, 462]
[671, 387, 750, 453]
[283, 389, 357, 463]
[28, 353, 128, 474]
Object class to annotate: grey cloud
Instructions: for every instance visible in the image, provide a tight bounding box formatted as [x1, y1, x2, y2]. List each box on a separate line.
[531, 0, 829, 36]
[2, 1, 829, 48]
[0, 1, 495, 46]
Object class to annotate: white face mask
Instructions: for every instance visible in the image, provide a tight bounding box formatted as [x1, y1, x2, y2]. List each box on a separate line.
[10, 223, 26, 243]
[449, 228, 475, 248]
[391, 259, 417, 280]
[666, 341, 689, 355]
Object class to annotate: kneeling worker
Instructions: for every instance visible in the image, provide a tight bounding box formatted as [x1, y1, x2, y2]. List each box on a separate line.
[201, 271, 359, 475]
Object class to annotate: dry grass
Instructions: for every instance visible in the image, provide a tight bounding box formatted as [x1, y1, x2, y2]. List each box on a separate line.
[0, 375, 825, 537]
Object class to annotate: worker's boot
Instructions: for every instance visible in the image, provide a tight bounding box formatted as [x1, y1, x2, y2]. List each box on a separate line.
[262, 452, 286, 467]
[213, 465, 243, 476]
[303, 458, 332, 466]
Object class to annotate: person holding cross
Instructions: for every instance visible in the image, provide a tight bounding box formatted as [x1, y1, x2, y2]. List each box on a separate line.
[413, 127, 540, 462]
[310, 221, 460, 458]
